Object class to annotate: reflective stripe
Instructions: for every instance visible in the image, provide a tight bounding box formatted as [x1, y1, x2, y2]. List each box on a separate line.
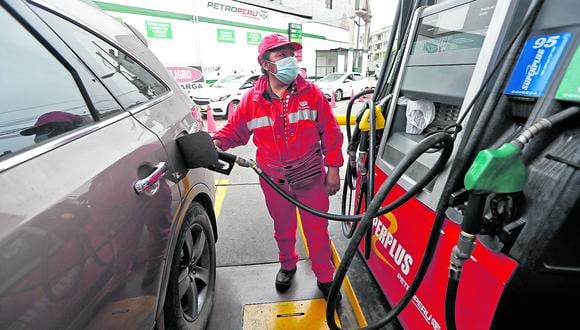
[288, 110, 317, 124]
[247, 116, 273, 131]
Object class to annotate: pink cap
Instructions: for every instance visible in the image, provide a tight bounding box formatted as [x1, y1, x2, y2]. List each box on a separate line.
[20, 111, 83, 136]
[257, 33, 302, 64]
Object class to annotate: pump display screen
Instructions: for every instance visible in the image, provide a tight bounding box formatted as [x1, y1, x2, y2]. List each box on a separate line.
[411, 0, 495, 56]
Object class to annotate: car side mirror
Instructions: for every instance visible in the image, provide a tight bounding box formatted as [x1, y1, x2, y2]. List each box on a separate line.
[176, 131, 235, 175]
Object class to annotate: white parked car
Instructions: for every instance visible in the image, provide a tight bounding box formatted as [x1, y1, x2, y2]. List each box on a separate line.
[315, 72, 370, 101]
[189, 74, 259, 117]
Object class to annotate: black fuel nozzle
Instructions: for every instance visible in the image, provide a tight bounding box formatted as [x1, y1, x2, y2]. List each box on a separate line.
[215, 151, 256, 172]
[208, 151, 236, 175]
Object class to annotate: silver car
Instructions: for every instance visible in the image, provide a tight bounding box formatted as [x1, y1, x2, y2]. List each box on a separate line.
[0, 0, 217, 328]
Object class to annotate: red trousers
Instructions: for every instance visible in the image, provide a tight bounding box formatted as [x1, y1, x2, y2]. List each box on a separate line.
[259, 175, 334, 283]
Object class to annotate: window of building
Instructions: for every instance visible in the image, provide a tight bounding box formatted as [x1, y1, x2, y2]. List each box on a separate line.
[34, 9, 169, 110]
[325, 0, 333, 10]
[0, 7, 92, 161]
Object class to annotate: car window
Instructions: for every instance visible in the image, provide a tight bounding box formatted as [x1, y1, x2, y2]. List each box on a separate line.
[34, 8, 168, 110]
[353, 74, 363, 81]
[0, 6, 92, 161]
[319, 73, 343, 82]
[212, 75, 246, 88]
[240, 76, 258, 89]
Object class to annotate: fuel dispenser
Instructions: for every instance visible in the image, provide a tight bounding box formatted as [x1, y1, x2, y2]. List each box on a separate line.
[348, 0, 580, 328]
[176, 0, 579, 328]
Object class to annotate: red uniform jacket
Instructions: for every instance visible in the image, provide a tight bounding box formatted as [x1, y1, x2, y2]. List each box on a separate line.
[213, 75, 344, 179]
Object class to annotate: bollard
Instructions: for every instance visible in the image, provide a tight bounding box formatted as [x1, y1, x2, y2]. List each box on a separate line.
[206, 104, 218, 133]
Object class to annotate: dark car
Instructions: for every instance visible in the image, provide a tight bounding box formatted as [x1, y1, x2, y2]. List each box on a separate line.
[0, 0, 217, 328]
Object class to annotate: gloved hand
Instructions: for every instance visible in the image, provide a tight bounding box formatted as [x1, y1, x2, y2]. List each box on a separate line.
[325, 166, 340, 196]
[213, 138, 224, 152]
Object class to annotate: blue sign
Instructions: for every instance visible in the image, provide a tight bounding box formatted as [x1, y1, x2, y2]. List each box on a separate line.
[504, 32, 572, 97]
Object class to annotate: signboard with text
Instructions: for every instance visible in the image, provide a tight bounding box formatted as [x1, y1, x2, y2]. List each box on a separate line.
[145, 21, 173, 39]
[504, 32, 571, 97]
[166, 66, 206, 94]
[247, 32, 262, 45]
[217, 28, 236, 43]
[288, 23, 303, 62]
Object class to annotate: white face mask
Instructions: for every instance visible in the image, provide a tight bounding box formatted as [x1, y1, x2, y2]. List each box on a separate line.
[268, 56, 299, 84]
[34, 133, 49, 143]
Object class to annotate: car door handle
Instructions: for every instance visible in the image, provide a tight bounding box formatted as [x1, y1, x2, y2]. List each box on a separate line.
[134, 162, 167, 195]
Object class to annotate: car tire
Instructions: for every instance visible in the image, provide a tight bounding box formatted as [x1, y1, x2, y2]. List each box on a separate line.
[335, 89, 343, 102]
[226, 100, 239, 118]
[164, 201, 216, 330]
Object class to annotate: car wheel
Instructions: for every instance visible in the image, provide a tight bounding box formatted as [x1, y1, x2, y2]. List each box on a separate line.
[226, 100, 239, 118]
[335, 89, 343, 102]
[164, 201, 216, 329]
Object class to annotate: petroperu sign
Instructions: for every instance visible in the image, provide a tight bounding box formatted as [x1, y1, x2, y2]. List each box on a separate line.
[166, 66, 205, 92]
[206, 1, 269, 20]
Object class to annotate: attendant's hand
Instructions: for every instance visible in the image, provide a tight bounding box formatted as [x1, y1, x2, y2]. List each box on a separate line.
[325, 166, 340, 196]
[213, 139, 223, 152]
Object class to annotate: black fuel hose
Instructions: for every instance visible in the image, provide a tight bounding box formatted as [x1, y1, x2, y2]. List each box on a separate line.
[325, 132, 454, 329]
[250, 132, 452, 223]
[445, 276, 459, 330]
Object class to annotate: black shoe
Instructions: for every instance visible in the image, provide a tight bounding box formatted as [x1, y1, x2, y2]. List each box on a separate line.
[275, 266, 297, 292]
[317, 281, 342, 303]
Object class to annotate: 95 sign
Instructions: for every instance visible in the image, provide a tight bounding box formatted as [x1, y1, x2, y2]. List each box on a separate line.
[505, 32, 572, 97]
[532, 35, 562, 49]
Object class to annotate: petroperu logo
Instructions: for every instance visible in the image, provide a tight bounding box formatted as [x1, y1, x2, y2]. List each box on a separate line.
[166, 66, 203, 84]
[207, 1, 269, 20]
[371, 213, 413, 275]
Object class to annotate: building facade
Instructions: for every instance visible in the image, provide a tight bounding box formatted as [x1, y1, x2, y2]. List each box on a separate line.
[365, 25, 392, 76]
[95, 0, 369, 93]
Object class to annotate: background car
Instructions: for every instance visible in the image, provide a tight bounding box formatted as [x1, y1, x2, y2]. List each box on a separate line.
[0, 0, 217, 329]
[314, 72, 370, 101]
[189, 74, 259, 118]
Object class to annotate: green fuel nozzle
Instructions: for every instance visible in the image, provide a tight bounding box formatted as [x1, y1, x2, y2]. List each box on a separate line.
[450, 106, 579, 279]
[464, 142, 528, 194]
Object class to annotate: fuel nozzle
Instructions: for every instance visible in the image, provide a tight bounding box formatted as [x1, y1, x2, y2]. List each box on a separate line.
[450, 142, 528, 277]
[209, 151, 255, 175]
[450, 106, 580, 279]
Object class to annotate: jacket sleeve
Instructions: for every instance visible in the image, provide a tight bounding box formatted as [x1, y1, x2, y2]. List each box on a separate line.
[212, 92, 252, 151]
[314, 86, 344, 168]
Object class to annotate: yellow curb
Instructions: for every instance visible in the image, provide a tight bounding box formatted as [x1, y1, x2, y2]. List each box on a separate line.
[296, 209, 368, 328]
